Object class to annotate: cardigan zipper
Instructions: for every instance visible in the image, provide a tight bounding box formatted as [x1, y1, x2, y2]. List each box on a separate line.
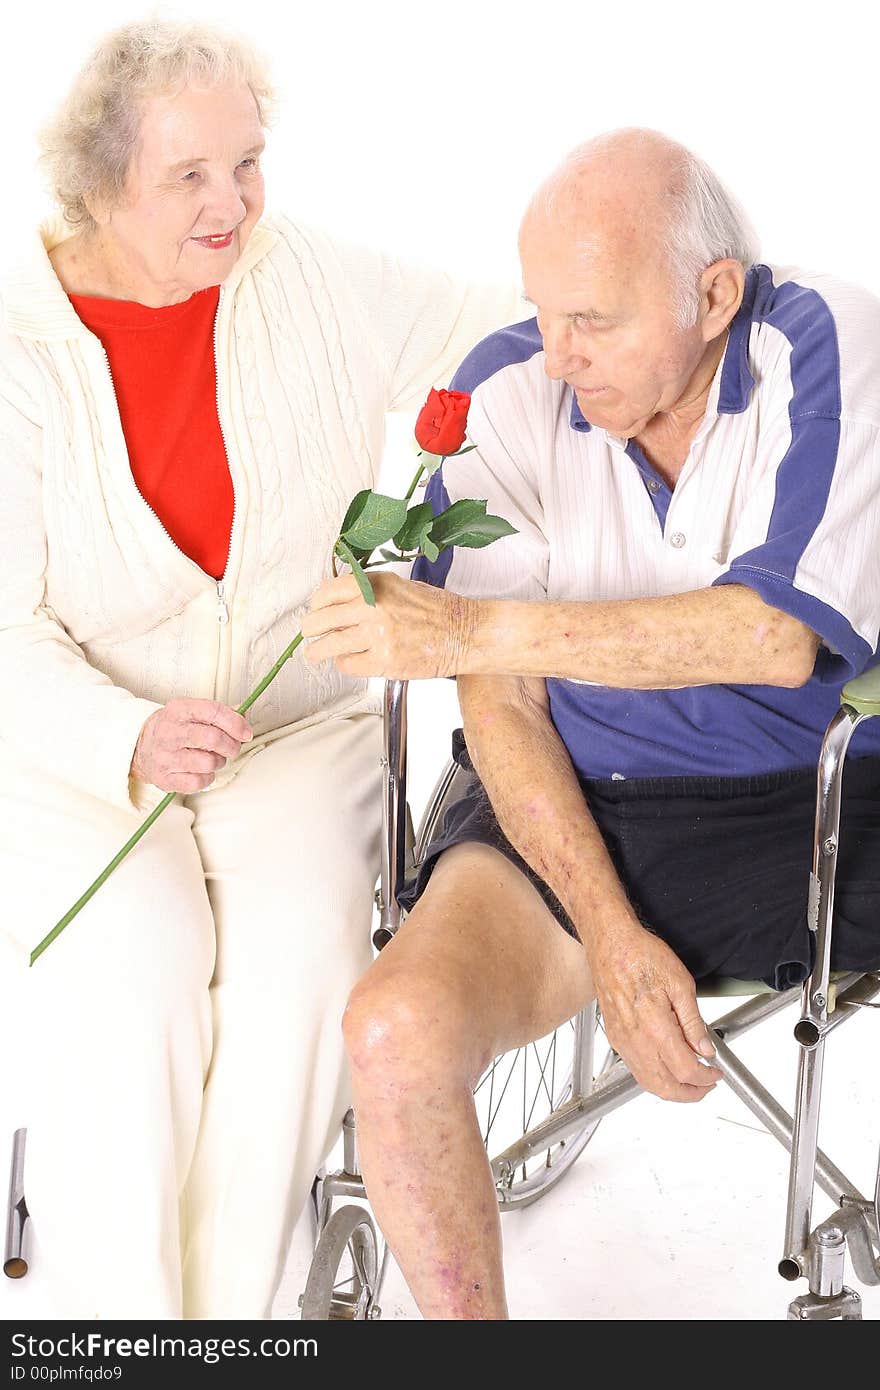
[98, 285, 235, 629]
[216, 579, 229, 624]
[213, 287, 235, 625]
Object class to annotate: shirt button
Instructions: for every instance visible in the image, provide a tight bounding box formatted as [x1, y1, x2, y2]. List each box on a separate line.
[646, 478, 661, 494]
[670, 531, 686, 548]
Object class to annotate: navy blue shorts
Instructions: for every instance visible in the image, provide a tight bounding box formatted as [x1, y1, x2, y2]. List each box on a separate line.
[397, 730, 880, 991]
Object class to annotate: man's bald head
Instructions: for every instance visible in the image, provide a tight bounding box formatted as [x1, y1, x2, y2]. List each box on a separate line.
[521, 128, 757, 329]
[528, 129, 687, 216]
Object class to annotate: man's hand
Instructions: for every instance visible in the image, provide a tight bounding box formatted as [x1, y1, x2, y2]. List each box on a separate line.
[130, 698, 253, 794]
[302, 572, 479, 679]
[587, 916, 723, 1102]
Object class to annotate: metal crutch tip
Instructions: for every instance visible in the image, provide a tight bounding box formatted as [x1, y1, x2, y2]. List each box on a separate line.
[3, 1256, 28, 1279]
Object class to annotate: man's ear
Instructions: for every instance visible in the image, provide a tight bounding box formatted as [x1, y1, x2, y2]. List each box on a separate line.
[699, 259, 745, 343]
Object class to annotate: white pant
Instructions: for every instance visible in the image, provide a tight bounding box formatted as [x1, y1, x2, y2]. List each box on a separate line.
[0, 711, 382, 1319]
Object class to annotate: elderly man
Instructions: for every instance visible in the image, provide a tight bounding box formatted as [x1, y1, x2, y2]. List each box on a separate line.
[302, 129, 880, 1319]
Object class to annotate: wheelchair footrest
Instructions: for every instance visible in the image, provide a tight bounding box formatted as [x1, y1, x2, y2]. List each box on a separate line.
[788, 1288, 862, 1320]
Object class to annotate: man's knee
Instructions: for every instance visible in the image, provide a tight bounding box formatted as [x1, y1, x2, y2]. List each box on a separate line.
[343, 966, 485, 1094]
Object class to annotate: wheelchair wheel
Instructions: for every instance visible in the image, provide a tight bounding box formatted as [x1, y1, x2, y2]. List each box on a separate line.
[299, 1205, 380, 1320]
[479, 1002, 615, 1210]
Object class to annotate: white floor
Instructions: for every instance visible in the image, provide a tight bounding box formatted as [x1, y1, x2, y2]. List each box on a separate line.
[273, 1002, 880, 1321]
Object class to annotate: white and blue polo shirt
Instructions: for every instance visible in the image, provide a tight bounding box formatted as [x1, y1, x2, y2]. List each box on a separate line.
[413, 263, 880, 779]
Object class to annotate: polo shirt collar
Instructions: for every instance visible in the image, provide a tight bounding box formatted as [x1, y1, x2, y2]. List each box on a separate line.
[569, 392, 591, 431]
[717, 263, 759, 414]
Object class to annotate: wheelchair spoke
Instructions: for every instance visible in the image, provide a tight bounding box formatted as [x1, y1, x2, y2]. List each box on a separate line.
[521, 1036, 565, 1180]
[468, 1006, 609, 1205]
[533, 1035, 559, 1111]
[485, 1055, 495, 1146]
[521, 1036, 555, 1138]
[473, 1059, 499, 1097]
[484, 1048, 524, 1142]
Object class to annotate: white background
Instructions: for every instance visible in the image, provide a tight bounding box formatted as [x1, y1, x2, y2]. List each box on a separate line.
[3, 0, 878, 1320]
[5, 0, 880, 287]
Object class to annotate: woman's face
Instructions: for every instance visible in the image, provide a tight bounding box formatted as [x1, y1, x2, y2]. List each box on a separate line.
[93, 81, 266, 306]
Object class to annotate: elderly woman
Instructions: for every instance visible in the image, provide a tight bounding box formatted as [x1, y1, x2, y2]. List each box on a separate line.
[0, 19, 517, 1319]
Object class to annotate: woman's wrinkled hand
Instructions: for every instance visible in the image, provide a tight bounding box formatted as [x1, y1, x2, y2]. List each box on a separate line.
[130, 697, 253, 794]
[587, 916, 724, 1103]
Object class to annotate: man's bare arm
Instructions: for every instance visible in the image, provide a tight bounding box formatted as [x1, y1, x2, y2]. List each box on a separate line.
[457, 672, 723, 1102]
[303, 576, 821, 688]
[465, 583, 820, 687]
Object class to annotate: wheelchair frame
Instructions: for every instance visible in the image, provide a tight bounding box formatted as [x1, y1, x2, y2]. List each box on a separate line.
[6, 675, 880, 1320]
[299, 674, 880, 1320]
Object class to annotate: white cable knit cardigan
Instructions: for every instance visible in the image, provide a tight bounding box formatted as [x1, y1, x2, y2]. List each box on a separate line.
[0, 211, 518, 816]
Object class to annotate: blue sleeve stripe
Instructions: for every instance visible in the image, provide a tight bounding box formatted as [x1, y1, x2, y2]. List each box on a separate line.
[753, 267, 843, 421]
[711, 567, 871, 681]
[729, 415, 841, 583]
[726, 271, 844, 586]
[411, 470, 454, 588]
[449, 315, 543, 394]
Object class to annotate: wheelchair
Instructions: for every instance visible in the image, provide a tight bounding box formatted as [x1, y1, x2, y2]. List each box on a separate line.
[6, 673, 880, 1320]
[295, 670, 880, 1321]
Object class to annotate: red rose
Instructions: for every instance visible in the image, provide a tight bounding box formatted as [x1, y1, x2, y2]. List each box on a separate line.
[414, 388, 471, 455]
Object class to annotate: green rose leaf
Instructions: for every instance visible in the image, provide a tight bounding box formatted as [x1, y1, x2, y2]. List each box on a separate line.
[447, 516, 518, 549]
[393, 502, 434, 553]
[339, 489, 370, 534]
[340, 490, 409, 551]
[429, 499, 518, 550]
[394, 502, 446, 564]
[343, 540, 373, 563]
[334, 538, 376, 606]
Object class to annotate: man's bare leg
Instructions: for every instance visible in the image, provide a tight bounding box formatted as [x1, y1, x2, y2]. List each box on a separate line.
[342, 843, 595, 1319]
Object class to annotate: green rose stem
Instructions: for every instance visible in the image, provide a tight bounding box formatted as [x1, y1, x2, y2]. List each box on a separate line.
[404, 458, 428, 502]
[28, 629, 306, 967]
[30, 442, 507, 966]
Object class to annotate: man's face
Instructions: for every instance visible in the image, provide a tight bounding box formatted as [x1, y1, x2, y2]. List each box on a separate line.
[99, 81, 266, 304]
[519, 213, 708, 438]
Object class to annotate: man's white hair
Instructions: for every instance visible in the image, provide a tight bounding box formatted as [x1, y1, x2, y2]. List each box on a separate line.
[539, 130, 760, 329]
[38, 16, 276, 230]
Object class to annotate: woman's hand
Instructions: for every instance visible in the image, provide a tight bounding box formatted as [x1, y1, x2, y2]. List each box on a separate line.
[130, 697, 253, 794]
[586, 915, 723, 1102]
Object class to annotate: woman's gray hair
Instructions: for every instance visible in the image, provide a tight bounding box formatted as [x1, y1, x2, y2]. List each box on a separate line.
[537, 130, 760, 329]
[38, 17, 277, 229]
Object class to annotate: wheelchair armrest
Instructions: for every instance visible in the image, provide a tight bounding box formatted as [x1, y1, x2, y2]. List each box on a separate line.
[842, 666, 880, 717]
